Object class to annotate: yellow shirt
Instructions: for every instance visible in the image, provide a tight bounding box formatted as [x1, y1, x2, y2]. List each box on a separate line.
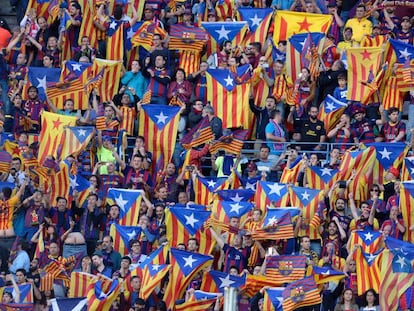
[344, 18, 373, 43]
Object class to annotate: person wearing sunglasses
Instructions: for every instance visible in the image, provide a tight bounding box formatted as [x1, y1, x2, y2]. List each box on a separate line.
[366, 185, 386, 225]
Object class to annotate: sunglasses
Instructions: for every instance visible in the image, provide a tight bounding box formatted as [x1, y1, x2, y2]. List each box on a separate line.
[370, 189, 379, 192]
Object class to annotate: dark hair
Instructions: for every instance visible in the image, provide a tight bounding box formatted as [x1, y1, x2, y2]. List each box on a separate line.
[187, 237, 199, 246]
[337, 73, 347, 80]
[113, 5, 123, 20]
[175, 68, 186, 80]
[129, 239, 140, 248]
[88, 174, 101, 190]
[269, 109, 281, 119]
[43, 54, 54, 64]
[16, 268, 27, 276]
[260, 145, 270, 152]
[121, 256, 132, 264]
[388, 107, 399, 115]
[2, 187, 12, 200]
[220, 40, 232, 51]
[362, 289, 378, 307]
[28, 86, 38, 93]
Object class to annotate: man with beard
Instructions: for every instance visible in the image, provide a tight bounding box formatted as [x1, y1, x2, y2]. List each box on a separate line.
[207, 40, 232, 69]
[329, 197, 352, 234]
[298, 106, 326, 151]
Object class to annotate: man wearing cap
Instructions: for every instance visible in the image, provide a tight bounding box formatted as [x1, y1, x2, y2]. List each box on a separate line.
[372, 4, 401, 35]
[350, 105, 381, 144]
[385, 13, 414, 45]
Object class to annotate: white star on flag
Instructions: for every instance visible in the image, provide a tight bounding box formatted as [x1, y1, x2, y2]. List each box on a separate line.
[155, 112, 168, 124]
[395, 255, 406, 269]
[224, 75, 234, 87]
[267, 183, 285, 196]
[399, 48, 412, 59]
[320, 168, 333, 176]
[325, 101, 335, 112]
[127, 230, 137, 240]
[184, 213, 199, 228]
[207, 180, 216, 189]
[301, 191, 310, 201]
[151, 264, 161, 272]
[71, 63, 82, 72]
[219, 274, 235, 288]
[364, 231, 373, 241]
[379, 147, 392, 160]
[321, 270, 331, 275]
[229, 203, 243, 214]
[110, 20, 118, 29]
[267, 216, 278, 226]
[36, 75, 47, 90]
[230, 193, 244, 202]
[366, 254, 376, 263]
[69, 175, 79, 189]
[115, 193, 129, 212]
[215, 25, 231, 40]
[249, 14, 262, 27]
[77, 129, 86, 137]
[183, 255, 197, 268]
[126, 27, 134, 40]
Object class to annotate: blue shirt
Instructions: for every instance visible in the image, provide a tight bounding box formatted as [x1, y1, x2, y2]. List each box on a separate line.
[9, 250, 30, 274]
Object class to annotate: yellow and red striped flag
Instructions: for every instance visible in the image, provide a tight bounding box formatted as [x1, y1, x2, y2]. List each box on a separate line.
[77, 0, 97, 49]
[37, 111, 77, 165]
[354, 247, 382, 295]
[165, 206, 215, 255]
[239, 8, 273, 46]
[131, 21, 167, 50]
[91, 58, 123, 103]
[138, 104, 181, 173]
[264, 255, 307, 283]
[348, 230, 383, 254]
[0, 151, 11, 173]
[273, 11, 332, 45]
[282, 276, 321, 311]
[400, 182, 414, 243]
[86, 278, 120, 311]
[379, 249, 414, 311]
[205, 64, 251, 129]
[305, 166, 339, 191]
[106, 188, 142, 226]
[110, 223, 142, 255]
[280, 156, 304, 185]
[255, 181, 290, 212]
[163, 248, 213, 311]
[263, 287, 284, 311]
[209, 129, 247, 155]
[140, 263, 170, 300]
[193, 176, 228, 206]
[289, 186, 322, 240]
[360, 34, 387, 48]
[345, 47, 383, 102]
[251, 209, 295, 240]
[318, 94, 348, 133]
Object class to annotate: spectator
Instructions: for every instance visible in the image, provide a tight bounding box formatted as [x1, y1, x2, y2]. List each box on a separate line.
[9, 240, 30, 274]
[344, 5, 373, 44]
[143, 55, 171, 105]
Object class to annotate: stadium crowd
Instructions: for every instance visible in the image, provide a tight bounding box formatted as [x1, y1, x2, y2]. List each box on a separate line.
[0, 0, 413, 310]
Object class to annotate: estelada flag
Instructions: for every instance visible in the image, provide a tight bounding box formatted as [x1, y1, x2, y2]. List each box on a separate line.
[86, 278, 120, 311]
[251, 209, 295, 240]
[345, 47, 383, 102]
[163, 248, 213, 311]
[106, 188, 142, 226]
[255, 181, 289, 212]
[305, 165, 339, 191]
[37, 111, 77, 165]
[400, 182, 414, 243]
[318, 94, 348, 133]
[273, 11, 332, 45]
[238, 8, 273, 46]
[348, 230, 383, 254]
[164, 206, 215, 255]
[110, 223, 142, 255]
[91, 58, 122, 103]
[263, 287, 284, 311]
[193, 175, 228, 206]
[401, 158, 414, 181]
[206, 64, 251, 129]
[379, 249, 414, 311]
[354, 247, 382, 295]
[138, 104, 181, 173]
